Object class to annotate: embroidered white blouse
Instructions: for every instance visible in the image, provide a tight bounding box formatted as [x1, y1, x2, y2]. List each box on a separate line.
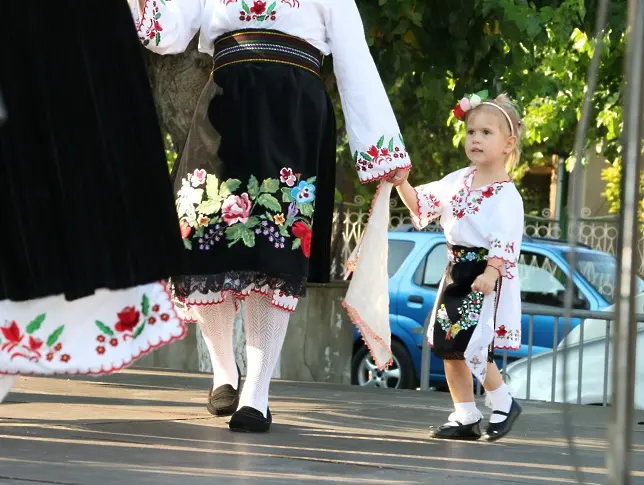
[412, 167, 524, 382]
[130, 0, 412, 183]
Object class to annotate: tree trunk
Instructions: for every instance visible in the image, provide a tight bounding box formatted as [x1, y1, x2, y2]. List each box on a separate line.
[143, 39, 211, 153]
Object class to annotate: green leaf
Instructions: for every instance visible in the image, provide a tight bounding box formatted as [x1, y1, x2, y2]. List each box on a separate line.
[225, 224, 246, 244]
[196, 199, 221, 216]
[398, 133, 405, 145]
[266, 1, 277, 14]
[219, 179, 242, 198]
[96, 321, 115, 337]
[247, 216, 261, 228]
[133, 324, 145, 339]
[282, 187, 295, 203]
[257, 15, 266, 21]
[292, 238, 302, 250]
[141, 295, 150, 317]
[194, 227, 205, 238]
[298, 203, 314, 217]
[257, 194, 282, 212]
[155, 12, 161, 19]
[353, 151, 358, 162]
[46, 325, 65, 348]
[206, 174, 220, 200]
[476, 90, 489, 101]
[260, 178, 280, 194]
[360, 151, 373, 162]
[248, 175, 260, 199]
[242, 0, 251, 14]
[306, 176, 317, 184]
[183, 239, 193, 250]
[155, 32, 161, 47]
[241, 228, 256, 247]
[26, 314, 46, 334]
[279, 225, 290, 238]
[376, 135, 385, 149]
[388, 138, 395, 152]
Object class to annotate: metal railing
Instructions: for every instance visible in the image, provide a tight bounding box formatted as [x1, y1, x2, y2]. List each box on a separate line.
[419, 308, 644, 408]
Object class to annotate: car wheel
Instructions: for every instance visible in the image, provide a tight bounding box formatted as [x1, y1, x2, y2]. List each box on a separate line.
[351, 340, 417, 389]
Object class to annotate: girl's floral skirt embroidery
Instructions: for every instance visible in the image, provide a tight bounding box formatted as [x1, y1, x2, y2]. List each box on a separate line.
[431, 246, 495, 362]
[0, 282, 186, 375]
[169, 56, 336, 301]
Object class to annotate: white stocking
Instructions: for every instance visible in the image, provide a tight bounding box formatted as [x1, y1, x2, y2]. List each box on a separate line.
[0, 375, 17, 403]
[238, 293, 290, 417]
[193, 295, 239, 390]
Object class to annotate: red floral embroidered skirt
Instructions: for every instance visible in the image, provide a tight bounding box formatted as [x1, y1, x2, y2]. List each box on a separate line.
[170, 33, 336, 303]
[0, 1, 186, 375]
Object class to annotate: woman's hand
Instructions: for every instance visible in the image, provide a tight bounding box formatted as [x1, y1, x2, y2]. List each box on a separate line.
[387, 168, 410, 186]
[471, 267, 500, 295]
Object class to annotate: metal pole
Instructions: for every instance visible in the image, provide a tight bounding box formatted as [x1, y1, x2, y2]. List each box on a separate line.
[608, 1, 644, 483]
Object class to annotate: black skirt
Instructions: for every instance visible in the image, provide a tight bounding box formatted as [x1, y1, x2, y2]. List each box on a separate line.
[432, 246, 495, 362]
[170, 34, 336, 300]
[0, 1, 184, 302]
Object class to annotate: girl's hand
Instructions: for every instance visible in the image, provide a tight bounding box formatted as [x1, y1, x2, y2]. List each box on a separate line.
[471, 270, 498, 295]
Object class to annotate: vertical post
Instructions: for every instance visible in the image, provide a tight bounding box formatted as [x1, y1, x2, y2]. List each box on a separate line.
[608, 1, 644, 483]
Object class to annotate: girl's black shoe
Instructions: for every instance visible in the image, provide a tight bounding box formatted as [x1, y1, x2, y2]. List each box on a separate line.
[206, 365, 241, 417]
[429, 420, 482, 440]
[482, 398, 522, 442]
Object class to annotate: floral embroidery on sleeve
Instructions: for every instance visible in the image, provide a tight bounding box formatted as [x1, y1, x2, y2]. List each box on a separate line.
[176, 168, 316, 258]
[225, 0, 300, 23]
[137, 0, 167, 47]
[354, 134, 411, 183]
[411, 188, 441, 230]
[488, 235, 518, 279]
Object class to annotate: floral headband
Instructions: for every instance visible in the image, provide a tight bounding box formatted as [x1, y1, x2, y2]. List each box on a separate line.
[453, 90, 516, 137]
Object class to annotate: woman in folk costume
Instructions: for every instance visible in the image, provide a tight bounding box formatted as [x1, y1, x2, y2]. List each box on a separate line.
[131, 0, 411, 432]
[395, 92, 524, 441]
[0, 1, 187, 402]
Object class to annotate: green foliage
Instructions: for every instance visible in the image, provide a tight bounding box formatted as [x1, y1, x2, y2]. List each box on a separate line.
[329, 0, 628, 210]
[601, 160, 644, 223]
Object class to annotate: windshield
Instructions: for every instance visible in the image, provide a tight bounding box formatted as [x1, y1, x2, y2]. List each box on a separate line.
[565, 250, 644, 304]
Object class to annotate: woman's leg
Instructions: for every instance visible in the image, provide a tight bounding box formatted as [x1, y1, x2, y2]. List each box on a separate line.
[193, 295, 239, 390]
[238, 292, 290, 418]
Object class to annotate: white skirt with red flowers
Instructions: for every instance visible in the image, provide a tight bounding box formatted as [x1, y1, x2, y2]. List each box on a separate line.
[0, 282, 186, 376]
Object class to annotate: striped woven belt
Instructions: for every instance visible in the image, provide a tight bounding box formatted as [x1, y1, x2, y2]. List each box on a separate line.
[212, 30, 323, 78]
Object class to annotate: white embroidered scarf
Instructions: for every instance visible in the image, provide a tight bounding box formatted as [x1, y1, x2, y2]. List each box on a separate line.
[342, 181, 393, 369]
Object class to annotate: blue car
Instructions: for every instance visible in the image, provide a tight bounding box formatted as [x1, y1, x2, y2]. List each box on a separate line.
[351, 228, 615, 389]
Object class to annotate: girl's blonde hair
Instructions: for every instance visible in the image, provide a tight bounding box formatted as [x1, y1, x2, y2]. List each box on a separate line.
[466, 93, 523, 171]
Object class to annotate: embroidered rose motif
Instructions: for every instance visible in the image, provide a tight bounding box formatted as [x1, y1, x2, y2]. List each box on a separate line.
[274, 214, 286, 225]
[292, 222, 312, 258]
[250, 0, 267, 15]
[190, 169, 207, 187]
[221, 193, 252, 225]
[482, 186, 495, 198]
[496, 325, 508, 338]
[291, 181, 316, 204]
[115, 307, 141, 333]
[280, 168, 297, 187]
[179, 221, 192, 239]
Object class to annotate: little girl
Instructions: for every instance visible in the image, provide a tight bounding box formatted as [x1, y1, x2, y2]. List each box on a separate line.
[392, 92, 524, 441]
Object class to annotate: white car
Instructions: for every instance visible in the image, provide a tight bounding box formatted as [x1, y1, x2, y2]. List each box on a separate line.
[505, 292, 644, 409]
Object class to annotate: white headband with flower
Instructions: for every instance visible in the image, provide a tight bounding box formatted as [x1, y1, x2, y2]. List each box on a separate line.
[453, 90, 516, 136]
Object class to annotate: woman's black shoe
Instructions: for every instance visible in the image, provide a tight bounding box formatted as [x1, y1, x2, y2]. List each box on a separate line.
[482, 398, 522, 442]
[229, 406, 272, 433]
[206, 365, 241, 417]
[429, 420, 482, 440]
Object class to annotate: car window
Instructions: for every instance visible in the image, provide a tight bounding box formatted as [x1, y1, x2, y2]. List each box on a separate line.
[518, 251, 588, 308]
[415, 243, 448, 288]
[388, 240, 415, 278]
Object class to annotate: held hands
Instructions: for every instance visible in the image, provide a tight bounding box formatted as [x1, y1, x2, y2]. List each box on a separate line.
[471, 266, 501, 295]
[386, 168, 410, 187]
